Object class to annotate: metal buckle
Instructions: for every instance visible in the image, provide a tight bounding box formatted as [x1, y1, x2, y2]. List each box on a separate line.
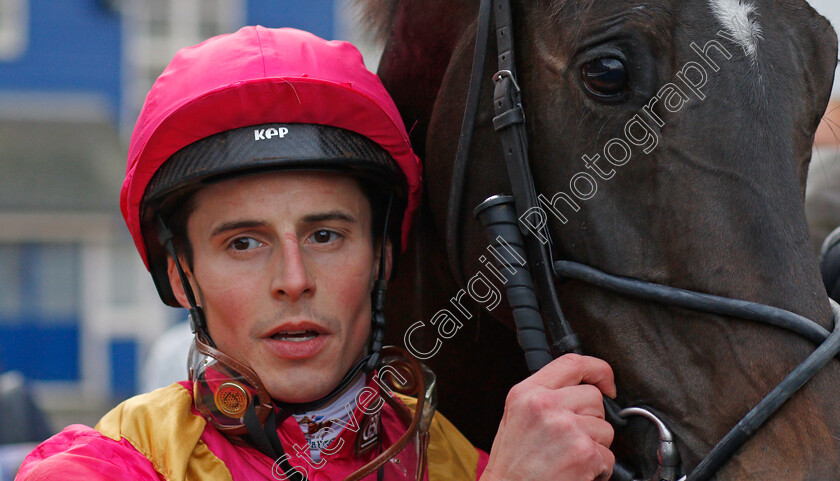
[493, 69, 520, 93]
[618, 406, 683, 481]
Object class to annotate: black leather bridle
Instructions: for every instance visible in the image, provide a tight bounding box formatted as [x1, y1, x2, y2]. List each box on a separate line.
[447, 0, 840, 480]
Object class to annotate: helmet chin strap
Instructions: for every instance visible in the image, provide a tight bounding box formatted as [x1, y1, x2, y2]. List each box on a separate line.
[367, 193, 393, 371]
[155, 214, 214, 347]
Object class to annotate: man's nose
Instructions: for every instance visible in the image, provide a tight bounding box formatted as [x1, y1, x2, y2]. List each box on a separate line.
[271, 237, 315, 301]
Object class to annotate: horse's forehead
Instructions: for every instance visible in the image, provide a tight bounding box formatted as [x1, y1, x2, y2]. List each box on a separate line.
[537, 0, 767, 68]
[708, 0, 762, 62]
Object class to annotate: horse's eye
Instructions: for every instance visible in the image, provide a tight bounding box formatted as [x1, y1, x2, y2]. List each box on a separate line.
[581, 57, 628, 100]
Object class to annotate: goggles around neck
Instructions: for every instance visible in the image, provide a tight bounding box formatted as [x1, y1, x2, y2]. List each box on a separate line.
[344, 347, 437, 481]
[189, 329, 274, 435]
[189, 335, 437, 481]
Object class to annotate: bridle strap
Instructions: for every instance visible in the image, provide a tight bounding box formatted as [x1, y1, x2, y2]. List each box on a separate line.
[491, 0, 643, 431]
[447, 0, 492, 288]
[555, 261, 834, 344]
[460, 0, 623, 419]
[448, 0, 582, 362]
[489, 0, 580, 360]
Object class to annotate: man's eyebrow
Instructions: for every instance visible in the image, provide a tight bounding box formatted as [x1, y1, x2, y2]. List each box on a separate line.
[209, 212, 356, 237]
[210, 220, 269, 237]
[301, 211, 357, 224]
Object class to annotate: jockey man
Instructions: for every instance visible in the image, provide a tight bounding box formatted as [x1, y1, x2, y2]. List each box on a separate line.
[15, 27, 616, 481]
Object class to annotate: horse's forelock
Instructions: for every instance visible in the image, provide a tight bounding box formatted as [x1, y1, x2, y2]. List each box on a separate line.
[542, 0, 597, 24]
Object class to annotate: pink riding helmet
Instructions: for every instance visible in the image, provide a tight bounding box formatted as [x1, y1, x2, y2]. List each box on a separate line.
[120, 26, 422, 306]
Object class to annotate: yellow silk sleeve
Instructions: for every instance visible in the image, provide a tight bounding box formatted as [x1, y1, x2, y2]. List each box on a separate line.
[95, 383, 231, 481]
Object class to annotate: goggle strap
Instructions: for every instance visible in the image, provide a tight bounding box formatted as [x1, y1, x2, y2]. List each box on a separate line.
[244, 403, 277, 458]
[265, 409, 296, 467]
[245, 404, 310, 481]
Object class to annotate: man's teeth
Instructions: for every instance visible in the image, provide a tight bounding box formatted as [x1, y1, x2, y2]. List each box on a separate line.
[272, 330, 318, 342]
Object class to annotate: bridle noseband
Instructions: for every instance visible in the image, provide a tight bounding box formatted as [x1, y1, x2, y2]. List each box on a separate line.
[447, 0, 840, 480]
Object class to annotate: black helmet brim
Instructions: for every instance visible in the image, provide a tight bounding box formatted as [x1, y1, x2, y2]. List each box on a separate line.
[141, 123, 407, 307]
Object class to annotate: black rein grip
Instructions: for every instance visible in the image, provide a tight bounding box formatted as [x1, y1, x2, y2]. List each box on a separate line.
[475, 195, 554, 373]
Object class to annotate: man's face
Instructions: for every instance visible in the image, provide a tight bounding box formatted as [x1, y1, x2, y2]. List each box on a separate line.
[168, 171, 387, 403]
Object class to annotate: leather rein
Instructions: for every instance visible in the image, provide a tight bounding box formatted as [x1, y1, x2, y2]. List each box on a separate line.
[446, 0, 840, 480]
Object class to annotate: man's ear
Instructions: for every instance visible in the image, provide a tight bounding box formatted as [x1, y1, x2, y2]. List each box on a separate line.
[384, 238, 393, 280]
[166, 256, 194, 309]
[373, 238, 394, 281]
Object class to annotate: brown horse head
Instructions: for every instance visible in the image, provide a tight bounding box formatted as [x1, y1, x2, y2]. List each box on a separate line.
[368, 0, 839, 478]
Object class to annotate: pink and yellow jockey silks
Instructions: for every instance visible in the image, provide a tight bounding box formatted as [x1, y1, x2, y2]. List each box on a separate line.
[15, 381, 488, 481]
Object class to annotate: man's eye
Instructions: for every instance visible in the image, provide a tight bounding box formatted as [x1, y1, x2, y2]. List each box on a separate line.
[229, 237, 262, 251]
[309, 230, 339, 244]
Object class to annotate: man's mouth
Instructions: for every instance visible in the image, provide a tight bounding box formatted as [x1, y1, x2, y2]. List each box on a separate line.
[264, 323, 329, 359]
[271, 330, 320, 342]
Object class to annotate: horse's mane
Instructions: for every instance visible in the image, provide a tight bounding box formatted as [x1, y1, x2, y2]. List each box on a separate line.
[354, 0, 597, 41]
[353, 0, 400, 41]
